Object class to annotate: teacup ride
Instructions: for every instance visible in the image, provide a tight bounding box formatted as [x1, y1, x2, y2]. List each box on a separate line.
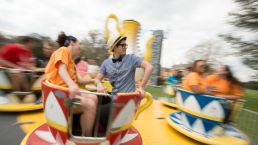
[158, 83, 178, 108]
[166, 89, 251, 145]
[0, 67, 45, 112]
[21, 79, 153, 145]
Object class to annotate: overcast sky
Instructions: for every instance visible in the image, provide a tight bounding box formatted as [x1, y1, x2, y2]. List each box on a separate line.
[0, 0, 256, 81]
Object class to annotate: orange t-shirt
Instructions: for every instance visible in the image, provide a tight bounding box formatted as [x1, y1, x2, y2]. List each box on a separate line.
[45, 47, 77, 87]
[183, 72, 206, 92]
[205, 74, 243, 96]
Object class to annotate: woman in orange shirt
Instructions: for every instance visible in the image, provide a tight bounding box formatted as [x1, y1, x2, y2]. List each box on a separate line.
[45, 32, 97, 136]
[183, 60, 214, 96]
[205, 65, 243, 100]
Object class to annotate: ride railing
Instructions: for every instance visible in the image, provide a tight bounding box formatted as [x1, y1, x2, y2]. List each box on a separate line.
[236, 109, 258, 143]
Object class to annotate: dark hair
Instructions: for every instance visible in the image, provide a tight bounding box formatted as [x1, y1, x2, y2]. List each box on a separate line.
[73, 55, 82, 65]
[191, 59, 210, 73]
[112, 37, 127, 52]
[186, 67, 192, 71]
[224, 65, 241, 87]
[18, 36, 34, 44]
[56, 31, 77, 47]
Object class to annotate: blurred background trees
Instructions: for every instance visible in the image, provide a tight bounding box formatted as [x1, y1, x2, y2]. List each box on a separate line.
[220, 0, 258, 71]
[79, 30, 110, 66]
[185, 39, 224, 67]
[219, 0, 258, 89]
[0, 32, 54, 59]
[0, 30, 110, 66]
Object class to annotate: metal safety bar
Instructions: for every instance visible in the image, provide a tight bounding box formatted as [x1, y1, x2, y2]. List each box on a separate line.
[0, 67, 33, 72]
[68, 90, 115, 143]
[0, 67, 45, 93]
[79, 91, 113, 98]
[10, 92, 34, 95]
[0, 66, 45, 72]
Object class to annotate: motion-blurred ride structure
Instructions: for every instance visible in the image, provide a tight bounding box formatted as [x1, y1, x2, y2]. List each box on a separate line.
[21, 79, 153, 145]
[0, 67, 44, 112]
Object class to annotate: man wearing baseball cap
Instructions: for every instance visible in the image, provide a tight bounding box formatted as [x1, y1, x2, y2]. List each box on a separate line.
[94, 33, 154, 128]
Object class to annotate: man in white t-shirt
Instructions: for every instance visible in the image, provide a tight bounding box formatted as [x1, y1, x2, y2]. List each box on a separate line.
[87, 59, 99, 74]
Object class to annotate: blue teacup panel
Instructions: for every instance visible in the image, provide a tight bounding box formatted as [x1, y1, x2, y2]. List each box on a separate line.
[180, 110, 220, 134]
[176, 89, 227, 119]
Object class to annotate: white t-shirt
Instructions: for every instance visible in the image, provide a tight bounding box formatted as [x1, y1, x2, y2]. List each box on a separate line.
[87, 65, 100, 73]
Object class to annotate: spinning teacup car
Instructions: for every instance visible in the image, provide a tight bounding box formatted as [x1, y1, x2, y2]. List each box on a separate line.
[21, 80, 153, 145]
[0, 67, 44, 112]
[167, 88, 250, 145]
[158, 82, 178, 108]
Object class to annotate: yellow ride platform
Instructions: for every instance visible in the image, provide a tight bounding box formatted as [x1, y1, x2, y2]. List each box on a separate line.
[17, 110, 46, 134]
[158, 98, 178, 108]
[18, 99, 204, 145]
[0, 103, 43, 112]
[132, 99, 204, 145]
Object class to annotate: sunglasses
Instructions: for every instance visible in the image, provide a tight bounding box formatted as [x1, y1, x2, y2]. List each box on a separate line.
[199, 65, 207, 68]
[43, 47, 53, 50]
[117, 44, 128, 48]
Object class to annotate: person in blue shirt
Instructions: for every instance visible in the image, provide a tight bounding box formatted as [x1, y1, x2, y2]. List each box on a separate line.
[167, 70, 182, 85]
[94, 34, 154, 129]
[157, 70, 182, 85]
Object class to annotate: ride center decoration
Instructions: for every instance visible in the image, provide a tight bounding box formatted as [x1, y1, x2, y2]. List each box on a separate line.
[105, 14, 155, 84]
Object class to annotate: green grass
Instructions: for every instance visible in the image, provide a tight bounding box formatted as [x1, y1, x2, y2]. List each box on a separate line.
[236, 111, 258, 143]
[243, 91, 258, 112]
[144, 86, 165, 98]
[239, 91, 258, 143]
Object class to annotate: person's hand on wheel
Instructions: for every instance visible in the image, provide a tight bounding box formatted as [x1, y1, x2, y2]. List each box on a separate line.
[69, 84, 80, 98]
[97, 83, 107, 94]
[135, 87, 145, 99]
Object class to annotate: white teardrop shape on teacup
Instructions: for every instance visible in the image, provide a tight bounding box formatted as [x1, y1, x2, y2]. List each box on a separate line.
[192, 118, 206, 134]
[45, 91, 67, 127]
[175, 113, 182, 120]
[184, 95, 201, 114]
[181, 112, 191, 129]
[164, 85, 174, 94]
[35, 128, 55, 144]
[77, 72, 82, 78]
[120, 133, 138, 144]
[0, 70, 11, 88]
[112, 99, 135, 129]
[202, 100, 225, 119]
[176, 91, 183, 107]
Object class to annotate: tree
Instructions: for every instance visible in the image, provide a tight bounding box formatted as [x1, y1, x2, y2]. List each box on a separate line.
[0, 32, 17, 47]
[28, 33, 55, 58]
[185, 39, 224, 66]
[220, 0, 258, 71]
[79, 30, 110, 66]
[0, 32, 56, 58]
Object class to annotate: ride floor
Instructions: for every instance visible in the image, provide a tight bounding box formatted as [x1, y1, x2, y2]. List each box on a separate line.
[17, 99, 204, 145]
[133, 99, 204, 145]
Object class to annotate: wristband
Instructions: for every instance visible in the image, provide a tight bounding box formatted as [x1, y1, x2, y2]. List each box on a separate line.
[96, 82, 101, 87]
